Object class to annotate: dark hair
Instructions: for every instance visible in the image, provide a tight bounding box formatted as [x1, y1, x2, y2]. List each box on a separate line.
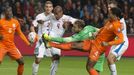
[108, 0, 117, 5]
[74, 19, 85, 28]
[111, 7, 122, 18]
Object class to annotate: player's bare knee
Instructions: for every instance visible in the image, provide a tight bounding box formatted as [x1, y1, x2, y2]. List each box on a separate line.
[16, 58, 24, 65]
[35, 58, 41, 64]
[52, 54, 60, 60]
[107, 54, 115, 64]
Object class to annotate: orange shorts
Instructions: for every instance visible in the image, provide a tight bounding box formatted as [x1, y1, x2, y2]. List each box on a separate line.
[82, 40, 92, 51]
[0, 47, 22, 62]
[88, 40, 106, 61]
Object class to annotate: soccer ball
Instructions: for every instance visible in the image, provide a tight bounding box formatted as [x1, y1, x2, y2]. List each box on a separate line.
[28, 32, 37, 43]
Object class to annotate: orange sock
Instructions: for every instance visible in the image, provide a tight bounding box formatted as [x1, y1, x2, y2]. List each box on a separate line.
[49, 42, 72, 50]
[88, 68, 99, 75]
[17, 64, 24, 75]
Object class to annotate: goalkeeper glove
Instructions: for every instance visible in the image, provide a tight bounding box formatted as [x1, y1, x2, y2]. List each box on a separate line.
[43, 33, 51, 41]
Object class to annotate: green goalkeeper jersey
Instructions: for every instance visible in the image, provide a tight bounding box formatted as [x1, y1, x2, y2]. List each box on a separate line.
[49, 25, 105, 72]
[51, 25, 98, 43]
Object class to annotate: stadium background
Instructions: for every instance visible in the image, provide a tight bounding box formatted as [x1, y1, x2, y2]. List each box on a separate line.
[0, 0, 134, 57]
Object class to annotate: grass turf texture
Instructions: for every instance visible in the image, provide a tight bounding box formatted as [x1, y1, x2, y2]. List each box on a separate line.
[0, 56, 134, 75]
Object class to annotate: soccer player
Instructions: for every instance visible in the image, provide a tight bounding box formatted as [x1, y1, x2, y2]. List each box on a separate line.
[42, 7, 124, 75]
[31, 1, 54, 75]
[43, 19, 105, 73]
[31, 2, 76, 75]
[0, 7, 31, 75]
[107, 1, 129, 75]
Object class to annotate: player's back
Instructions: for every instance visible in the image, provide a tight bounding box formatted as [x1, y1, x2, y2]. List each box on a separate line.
[96, 20, 122, 43]
[0, 18, 19, 47]
[72, 25, 97, 41]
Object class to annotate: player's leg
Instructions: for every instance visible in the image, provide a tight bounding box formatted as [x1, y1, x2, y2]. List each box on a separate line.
[107, 42, 128, 75]
[32, 43, 45, 75]
[86, 45, 103, 75]
[94, 53, 105, 73]
[16, 57, 24, 75]
[50, 48, 61, 75]
[86, 58, 98, 75]
[46, 40, 91, 52]
[8, 48, 24, 75]
[0, 48, 7, 64]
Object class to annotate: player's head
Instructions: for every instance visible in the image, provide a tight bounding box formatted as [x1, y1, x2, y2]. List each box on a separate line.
[3, 6, 13, 19]
[44, 1, 53, 14]
[72, 19, 85, 33]
[108, 1, 123, 19]
[53, 6, 63, 20]
[108, 0, 118, 14]
[108, 7, 121, 20]
[108, 0, 117, 10]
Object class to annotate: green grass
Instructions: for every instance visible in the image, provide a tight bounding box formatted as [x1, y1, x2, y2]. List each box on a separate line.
[0, 56, 134, 75]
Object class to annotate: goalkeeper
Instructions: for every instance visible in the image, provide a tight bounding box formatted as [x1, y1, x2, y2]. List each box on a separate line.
[43, 20, 105, 73]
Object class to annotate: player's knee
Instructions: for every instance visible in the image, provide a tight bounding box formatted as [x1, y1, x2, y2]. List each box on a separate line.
[52, 54, 60, 60]
[0, 61, 2, 64]
[35, 59, 41, 64]
[107, 54, 115, 64]
[16, 58, 24, 65]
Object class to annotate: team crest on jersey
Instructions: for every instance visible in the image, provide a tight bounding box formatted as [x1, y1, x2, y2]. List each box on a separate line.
[117, 28, 121, 32]
[12, 24, 16, 30]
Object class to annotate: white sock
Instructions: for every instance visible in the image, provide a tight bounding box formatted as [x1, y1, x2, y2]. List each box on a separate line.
[32, 62, 39, 75]
[110, 64, 117, 75]
[50, 60, 59, 75]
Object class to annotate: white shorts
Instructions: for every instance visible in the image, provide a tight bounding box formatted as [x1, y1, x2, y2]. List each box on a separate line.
[109, 41, 128, 60]
[34, 39, 61, 58]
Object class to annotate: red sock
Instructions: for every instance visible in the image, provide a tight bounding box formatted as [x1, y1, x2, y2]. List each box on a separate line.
[88, 68, 99, 75]
[17, 64, 24, 75]
[49, 42, 72, 50]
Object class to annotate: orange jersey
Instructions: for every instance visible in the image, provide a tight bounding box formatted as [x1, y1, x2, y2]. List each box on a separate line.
[0, 18, 30, 48]
[94, 19, 123, 49]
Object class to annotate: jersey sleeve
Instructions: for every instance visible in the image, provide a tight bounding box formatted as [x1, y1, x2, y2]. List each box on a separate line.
[16, 20, 30, 45]
[51, 26, 96, 43]
[108, 21, 124, 45]
[67, 16, 77, 24]
[51, 36, 75, 43]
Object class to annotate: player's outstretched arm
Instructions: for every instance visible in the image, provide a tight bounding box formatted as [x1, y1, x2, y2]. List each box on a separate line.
[16, 22, 31, 46]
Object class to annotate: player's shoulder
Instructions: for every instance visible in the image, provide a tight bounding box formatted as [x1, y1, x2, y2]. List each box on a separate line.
[12, 18, 19, 22]
[36, 13, 45, 18]
[112, 19, 121, 27]
[84, 25, 95, 29]
[62, 15, 71, 18]
[0, 18, 6, 22]
[120, 18, 126, 26]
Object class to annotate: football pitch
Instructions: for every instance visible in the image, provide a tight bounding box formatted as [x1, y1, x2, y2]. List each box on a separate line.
[0, 56, 134, 75]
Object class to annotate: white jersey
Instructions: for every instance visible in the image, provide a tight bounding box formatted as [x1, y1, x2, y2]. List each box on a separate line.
[32, 14, 77, 57]
[49, 15, 77, 37]
[109, 18, 129, 60]
[120, 18, 128, 45]
[32, 12, 53, 39]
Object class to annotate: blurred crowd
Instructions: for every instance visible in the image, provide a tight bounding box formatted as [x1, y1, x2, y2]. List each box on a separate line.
[0, 0, 134, 34]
